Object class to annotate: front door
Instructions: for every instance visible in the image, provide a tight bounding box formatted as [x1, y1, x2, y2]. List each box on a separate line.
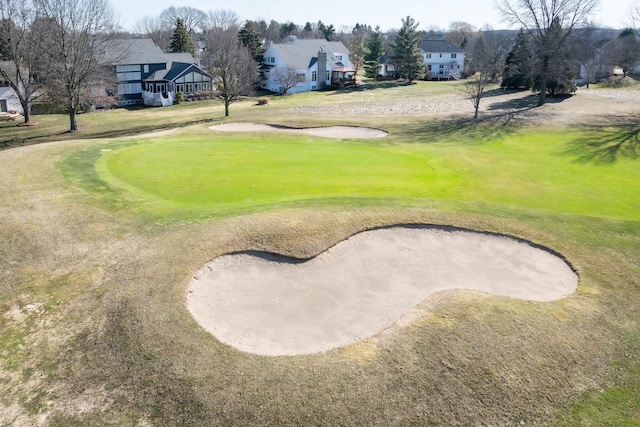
[0, 99, 7, 112]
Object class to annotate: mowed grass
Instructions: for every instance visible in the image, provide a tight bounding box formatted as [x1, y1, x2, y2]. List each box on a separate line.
[92, 128, 640, 221]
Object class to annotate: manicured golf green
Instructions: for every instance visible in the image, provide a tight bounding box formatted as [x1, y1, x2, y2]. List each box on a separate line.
[94, 129, 640, 221]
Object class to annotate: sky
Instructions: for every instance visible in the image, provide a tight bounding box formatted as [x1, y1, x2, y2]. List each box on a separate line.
[111, 0, 634, 33]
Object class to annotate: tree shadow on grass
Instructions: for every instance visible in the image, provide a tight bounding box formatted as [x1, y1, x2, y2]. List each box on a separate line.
[0, 117, 214, 151]
[563, 114, 640, 164]
[395, 93, 549, 144]
[327, 80, 416, 95]
[395, 113, 524, 144]
[486, 92, 571, 112]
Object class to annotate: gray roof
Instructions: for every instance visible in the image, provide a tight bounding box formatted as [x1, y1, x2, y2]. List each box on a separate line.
[593, 38, 614, 49]
[102, 39, 169, 66]
[146, 62, 211, 82]
[0, 61, 22, 78]
[165, 52, 196, 63]
[420, 40, 464, 54]
[267, 38, 349, 70]
[0, 87, 18, 98]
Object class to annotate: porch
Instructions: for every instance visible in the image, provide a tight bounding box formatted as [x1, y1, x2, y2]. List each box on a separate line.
[142, 81, 174, 107]
[331, 66, 356, 87]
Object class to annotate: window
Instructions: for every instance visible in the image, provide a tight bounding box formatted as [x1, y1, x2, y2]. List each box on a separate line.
[143, 64, 149, 73]
[296, 73, 305, 83]
[117, 82, 142, 95]
[335, 55, 342, 61]
[117, 71, 141, 81]
[451, 53, 457, 58]
[439, 53, 442, 57]
[326, 71, 330, 81]
[116, 65, 140, 73]
[312, 71, 317, 82]
[426, 53, 431, 59]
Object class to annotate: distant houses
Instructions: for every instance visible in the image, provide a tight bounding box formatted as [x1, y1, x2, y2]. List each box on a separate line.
[102, 39, 213, 107]
[261, 36, 354, 94]
[379, 40, 465, 80]
[421, 40, 465, 80]
[0, 61, 25, 114]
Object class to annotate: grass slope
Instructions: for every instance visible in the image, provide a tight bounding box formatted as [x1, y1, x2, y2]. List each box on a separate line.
[1, 81, 639, 426]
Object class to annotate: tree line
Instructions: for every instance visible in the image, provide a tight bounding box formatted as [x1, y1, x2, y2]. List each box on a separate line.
[2, 0, 640, 130]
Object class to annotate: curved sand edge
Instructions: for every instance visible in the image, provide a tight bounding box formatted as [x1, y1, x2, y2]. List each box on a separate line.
[209, 122, 388, 139]
[187, 226, 578, 356]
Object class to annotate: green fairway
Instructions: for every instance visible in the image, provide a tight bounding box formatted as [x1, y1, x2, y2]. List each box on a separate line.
[93, 129, 640, 221]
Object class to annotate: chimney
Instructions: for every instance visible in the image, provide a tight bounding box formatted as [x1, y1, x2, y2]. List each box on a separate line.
[317, 48, 327, 89]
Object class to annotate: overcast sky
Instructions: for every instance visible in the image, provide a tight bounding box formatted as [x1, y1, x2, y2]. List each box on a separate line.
[111, 0, 633, 33]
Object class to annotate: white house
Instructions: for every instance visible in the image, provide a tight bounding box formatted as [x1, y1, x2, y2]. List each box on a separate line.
[261, 36, 353, 94]
[420, 40, 465, 80]
[0, 61, 25, 114]
[102, 39, 213, 107]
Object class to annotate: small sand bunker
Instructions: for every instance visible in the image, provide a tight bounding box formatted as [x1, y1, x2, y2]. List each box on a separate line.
[209, 122, 388, 139]
[187, 227, 577, 356]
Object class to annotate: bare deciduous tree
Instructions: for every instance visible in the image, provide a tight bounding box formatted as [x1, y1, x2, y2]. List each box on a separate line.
[628, 1, 640, 29]
[35, 0, 118, 132]
[134, 15, 172, 52]
[272, 67, 300, 94]
[159, 6, 206, 33]
[496, 0, 600, 105]
[202, 9, 240, 33]
[205, 28, 258, 116]
[0, 0, 45, 124]
[463, 35, 493, 119]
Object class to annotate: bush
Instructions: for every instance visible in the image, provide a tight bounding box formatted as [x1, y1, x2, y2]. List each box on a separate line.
[174, 92, 185, 104]
[257, 98, 270, 105]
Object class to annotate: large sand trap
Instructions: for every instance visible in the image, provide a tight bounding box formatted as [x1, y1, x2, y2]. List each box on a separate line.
[187, 226, 578, 356]
[209, 122, 388, 139]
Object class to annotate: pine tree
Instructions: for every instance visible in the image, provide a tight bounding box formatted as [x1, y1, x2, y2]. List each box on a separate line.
[363, 27, 384, 80]
[169, 18, 195, 54]
[391, 16, 424, 82]
[239, 20, 265, 63]
[501, 29, 533, 89]
[533, 18, 575, 96]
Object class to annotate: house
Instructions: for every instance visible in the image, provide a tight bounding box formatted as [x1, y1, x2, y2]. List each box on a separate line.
[0, 61, 25, 114]
[420, 40, 465, 80]
[261, 36, 354, 94]
[578, 39, 617, 84]
[102, 39, 213, 107]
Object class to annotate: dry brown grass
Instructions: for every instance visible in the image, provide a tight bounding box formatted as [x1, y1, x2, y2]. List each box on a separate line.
[1, 86, 640, 426]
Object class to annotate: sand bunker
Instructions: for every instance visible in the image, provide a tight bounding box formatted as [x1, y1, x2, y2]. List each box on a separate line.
[187, 226, 577, 356]
[209, 122, 388, 139]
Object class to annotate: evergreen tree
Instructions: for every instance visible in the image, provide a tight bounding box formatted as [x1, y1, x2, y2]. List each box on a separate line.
[318, 20, 335, 41]
[501, 29, 533, 89]
[238, 20, 265, 63]
[363, 26, 384, 80]
[614, 28, 640, 77]
[532, 18, 576, 96]
[391, 16, 424, 82]
[169, 18, 195, 54]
